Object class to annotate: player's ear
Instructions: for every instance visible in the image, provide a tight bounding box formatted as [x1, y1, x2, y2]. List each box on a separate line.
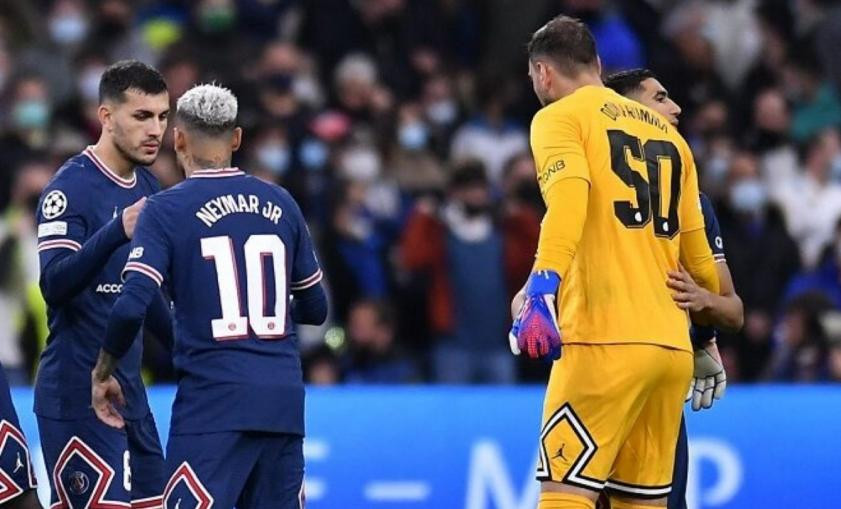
[231, 127, 243, 153]
[595, 56, 602, 78]
[173, 127, 186, 152]
[98, 104, 113, 132]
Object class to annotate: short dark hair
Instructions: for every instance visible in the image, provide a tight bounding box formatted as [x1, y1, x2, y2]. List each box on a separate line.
[604, 68, 657, 96]
[99, 60, 167, 104]
[527, 16, 598, 75]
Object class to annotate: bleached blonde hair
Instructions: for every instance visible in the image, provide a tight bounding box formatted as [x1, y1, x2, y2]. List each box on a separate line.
[176, 83, 238, 135]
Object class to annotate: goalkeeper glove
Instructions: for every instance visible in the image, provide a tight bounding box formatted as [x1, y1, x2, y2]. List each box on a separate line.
[509, 270, 562, 360]
[690, 340, 727, 411]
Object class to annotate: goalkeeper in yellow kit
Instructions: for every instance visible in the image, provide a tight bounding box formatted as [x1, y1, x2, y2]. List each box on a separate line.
[509, 16, 720, 509]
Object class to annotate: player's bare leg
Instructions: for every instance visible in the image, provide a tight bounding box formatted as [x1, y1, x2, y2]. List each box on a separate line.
[1, 490, 42, 509]
[608, 493, 667, 508]
[539, 480, 599, 509]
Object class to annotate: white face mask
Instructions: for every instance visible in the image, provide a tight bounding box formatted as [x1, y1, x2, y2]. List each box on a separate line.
[257, 143, 291, 175]
[729, 178, 767, 214]
[426, 99, 457, 126]
[49, 14, 88, 45]
[341, 147, 381, 182]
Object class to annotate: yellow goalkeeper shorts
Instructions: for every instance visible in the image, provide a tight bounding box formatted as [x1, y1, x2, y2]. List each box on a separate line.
[536, 343, 692, 498]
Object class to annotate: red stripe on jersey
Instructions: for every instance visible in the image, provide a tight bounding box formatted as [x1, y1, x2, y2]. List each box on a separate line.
[84, 147, 137, 188]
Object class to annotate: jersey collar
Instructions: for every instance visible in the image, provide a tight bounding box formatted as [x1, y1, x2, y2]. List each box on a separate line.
[190, 167, 245, 179]
[83, 146, 137, 188]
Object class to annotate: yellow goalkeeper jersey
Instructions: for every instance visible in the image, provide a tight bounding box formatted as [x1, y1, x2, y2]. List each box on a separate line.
[530, 85, 710, 352]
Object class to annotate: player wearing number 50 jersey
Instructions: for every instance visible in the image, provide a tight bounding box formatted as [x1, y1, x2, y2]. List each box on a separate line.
[509, 16, 720, 509]
[91, 84, 327, 509]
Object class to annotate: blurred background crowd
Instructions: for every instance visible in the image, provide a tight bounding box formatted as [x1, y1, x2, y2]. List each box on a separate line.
[1, 0, 841, 386]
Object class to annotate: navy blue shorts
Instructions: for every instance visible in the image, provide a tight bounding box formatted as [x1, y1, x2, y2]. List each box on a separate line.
[163, 431, 304, 509]
[37, 411, 165, 509]
[0, 373, 37, 503]
[667, 414, 688, 509]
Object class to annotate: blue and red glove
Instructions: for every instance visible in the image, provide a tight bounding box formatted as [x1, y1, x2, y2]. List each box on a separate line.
[509, 270, 562, 360]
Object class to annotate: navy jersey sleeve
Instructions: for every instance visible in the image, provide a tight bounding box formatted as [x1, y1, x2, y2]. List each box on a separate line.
[121, 199, 171, 288]
[288, 197, 323, 292]
[104, 199, 172, 358]
[700, 193, 725, 262]
[691, 193, 724, 346]
[37, 175, 128, 305]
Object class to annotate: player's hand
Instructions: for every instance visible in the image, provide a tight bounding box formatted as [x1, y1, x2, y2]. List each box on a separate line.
[121, 197, 147, 239]
[509, 270, 562, 360]
[691, 339, 726, 411]
[91, 374, 126, 429]
[667, 265, 713, 313]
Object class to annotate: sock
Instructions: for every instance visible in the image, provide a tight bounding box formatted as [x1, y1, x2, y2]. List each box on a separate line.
[539, 491, 596, 509]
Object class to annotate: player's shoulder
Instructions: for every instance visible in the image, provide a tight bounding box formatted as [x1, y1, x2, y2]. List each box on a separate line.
[699, 192, 718, 220]
[533, 85, 616, 129]
[46, 152, 95, 192]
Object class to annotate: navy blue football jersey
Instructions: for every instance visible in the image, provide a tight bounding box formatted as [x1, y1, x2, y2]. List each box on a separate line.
[700, 193, 725, 262]
[123, 167, 322, 435]
[35, 147, 159, 420]
[690, 193, 726, 346]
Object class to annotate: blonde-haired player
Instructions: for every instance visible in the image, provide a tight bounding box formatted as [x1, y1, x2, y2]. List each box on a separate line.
[509, 16, 720, 509]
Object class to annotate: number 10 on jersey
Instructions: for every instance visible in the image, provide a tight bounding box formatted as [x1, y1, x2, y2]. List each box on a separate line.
[201, 234, 287, 340]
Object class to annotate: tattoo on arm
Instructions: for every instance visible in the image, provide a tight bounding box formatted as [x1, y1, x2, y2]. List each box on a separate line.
[92, 350, 119, 382]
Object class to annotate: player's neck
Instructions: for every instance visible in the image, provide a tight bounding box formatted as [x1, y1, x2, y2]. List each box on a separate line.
[183, 154, 233, 177]
[555, 72, 603, 101]
[90, 139, 135, 178]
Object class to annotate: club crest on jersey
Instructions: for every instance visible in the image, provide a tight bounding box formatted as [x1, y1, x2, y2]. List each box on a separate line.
[129, 247, 144, 260]
[68, 471, 89, 495]
[42, 190, 68, 219]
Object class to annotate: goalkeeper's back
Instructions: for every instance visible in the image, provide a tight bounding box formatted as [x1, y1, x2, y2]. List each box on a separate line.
[530, 85, 715, 351]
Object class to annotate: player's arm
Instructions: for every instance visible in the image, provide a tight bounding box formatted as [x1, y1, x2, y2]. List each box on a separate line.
[92, 203, 171, 428]
[510, 107, 590, 359]
[669, 195, 743, 333]
[38, 185, 146, 307]
[676, 147, 719, 298]
[144, 291, 174, 351]
[288, 192, 327, 326]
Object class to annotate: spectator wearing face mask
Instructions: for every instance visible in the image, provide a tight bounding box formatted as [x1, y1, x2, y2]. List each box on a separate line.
[0, 75, 54, 211]
[389, 103, 445, 197]
[718, 152, 801, 380]
[401, 160, 514, 383]
[773, 128, 841, 268]
[249, 124, 292, 182]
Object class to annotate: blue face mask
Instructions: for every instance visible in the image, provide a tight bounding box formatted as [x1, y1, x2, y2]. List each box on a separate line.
[300, 139, 328, 170]
[49, 14, 88, 45]
[13, 100, 49, 129]
[257, 144, 290, 175]
[398, 122, 428, 151]
[729, 179, 767, 214]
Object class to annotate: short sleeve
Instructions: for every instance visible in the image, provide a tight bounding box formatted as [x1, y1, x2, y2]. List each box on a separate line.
[288, 200, 322, 292]
[122, 199, 171, 287]
[36, 179, 88, 268]
[678, 142, 705, 233]
[530, 106, 591, 198]
[699, 193, 725, 262]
